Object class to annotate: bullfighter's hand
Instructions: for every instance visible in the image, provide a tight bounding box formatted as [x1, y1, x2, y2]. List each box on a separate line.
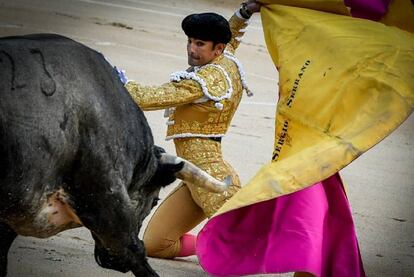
[114, 66, 129, 84]
[241, 0, 262, 17]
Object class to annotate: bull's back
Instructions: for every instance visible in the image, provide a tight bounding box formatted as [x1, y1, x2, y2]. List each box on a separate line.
[0, 34, 154, 221]
[0, 35, 88, 180]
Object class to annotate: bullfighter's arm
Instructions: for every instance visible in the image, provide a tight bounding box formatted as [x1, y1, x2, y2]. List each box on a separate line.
[126, 63, 231, 110]
[226, 3, 262, 55]
[225, 12, 250, 55]
[226, 1, 261, 54]
[125, 80, 204, 111]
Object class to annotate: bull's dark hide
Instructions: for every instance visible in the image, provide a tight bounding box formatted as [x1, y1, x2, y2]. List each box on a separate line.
[0, 34, 180, 277]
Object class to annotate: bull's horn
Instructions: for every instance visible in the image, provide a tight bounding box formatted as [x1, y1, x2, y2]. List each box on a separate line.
[159, 153, 231, 193]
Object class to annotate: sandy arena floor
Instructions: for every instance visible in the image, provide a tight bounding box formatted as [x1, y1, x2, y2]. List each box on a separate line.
[0, 0, 413, 276]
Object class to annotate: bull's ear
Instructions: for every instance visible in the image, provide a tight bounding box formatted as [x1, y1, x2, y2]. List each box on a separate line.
[153, 161, 184, 187]
[153, 145, 166, 158]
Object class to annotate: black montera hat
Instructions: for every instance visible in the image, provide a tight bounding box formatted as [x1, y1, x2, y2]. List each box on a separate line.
[181, 13, 231, 44]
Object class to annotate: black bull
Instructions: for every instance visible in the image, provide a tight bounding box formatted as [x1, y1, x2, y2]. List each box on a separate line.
[0, 34, 228, 276]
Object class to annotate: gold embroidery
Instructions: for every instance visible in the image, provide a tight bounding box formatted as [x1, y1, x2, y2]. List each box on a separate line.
[227, 13, 249, 54]
[125, 80, 204, 111]
[196, 63, 230, 99]
[166, 56, 244, 139]
[174, 138, 241, 217]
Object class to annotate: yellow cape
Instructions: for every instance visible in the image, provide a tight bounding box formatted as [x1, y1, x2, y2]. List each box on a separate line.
[214, 0, 414, 216]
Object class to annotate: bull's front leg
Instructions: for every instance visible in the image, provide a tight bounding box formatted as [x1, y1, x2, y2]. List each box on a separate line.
[0, 223, 17, 277]
[92, 232, 157, 277]
[75, 191, 158, 277]
[94, 232, 158, 277]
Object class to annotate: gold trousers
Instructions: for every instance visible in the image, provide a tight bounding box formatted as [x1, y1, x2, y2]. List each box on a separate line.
[143, 137, 241, 258]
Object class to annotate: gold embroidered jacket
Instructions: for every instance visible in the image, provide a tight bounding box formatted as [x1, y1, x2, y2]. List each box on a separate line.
[126, 12, 251, 140]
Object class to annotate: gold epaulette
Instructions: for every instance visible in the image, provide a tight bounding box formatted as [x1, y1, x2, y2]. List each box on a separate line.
[170, 62, 233, 110]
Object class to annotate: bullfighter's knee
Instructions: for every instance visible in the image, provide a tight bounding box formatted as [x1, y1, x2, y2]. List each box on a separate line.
[143, 231, 180, 259]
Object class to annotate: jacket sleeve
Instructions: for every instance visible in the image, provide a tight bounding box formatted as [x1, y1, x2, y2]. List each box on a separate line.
[225, 11, 250, 54]
[125, 79, 204, 111]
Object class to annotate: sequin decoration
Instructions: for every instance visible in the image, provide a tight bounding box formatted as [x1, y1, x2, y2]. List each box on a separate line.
[174, 137, 241, 218]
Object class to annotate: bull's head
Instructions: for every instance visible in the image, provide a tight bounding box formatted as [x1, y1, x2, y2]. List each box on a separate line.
[93, 145, 230, 276]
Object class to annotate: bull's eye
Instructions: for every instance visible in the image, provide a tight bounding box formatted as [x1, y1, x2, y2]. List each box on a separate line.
[151, 197, 160, 208]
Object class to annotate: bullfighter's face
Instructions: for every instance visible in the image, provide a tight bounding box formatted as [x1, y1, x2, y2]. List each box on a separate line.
[186, 37, 225, 66]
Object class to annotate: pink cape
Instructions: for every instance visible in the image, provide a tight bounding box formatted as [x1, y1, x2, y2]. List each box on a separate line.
[196, 173, 365, 277]
[345, 0, 391, 20]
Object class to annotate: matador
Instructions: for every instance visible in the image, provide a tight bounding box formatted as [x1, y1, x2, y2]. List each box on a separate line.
[125, 2, 261, 258]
